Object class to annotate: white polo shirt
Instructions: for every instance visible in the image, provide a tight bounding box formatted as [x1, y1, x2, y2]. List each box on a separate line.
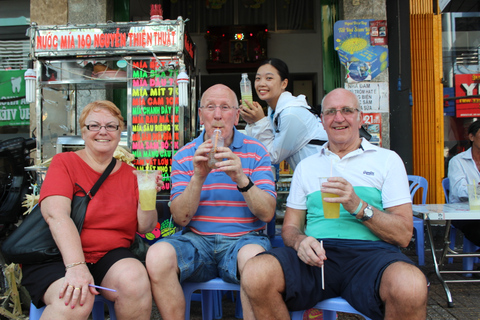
[287, 139, 411, 241]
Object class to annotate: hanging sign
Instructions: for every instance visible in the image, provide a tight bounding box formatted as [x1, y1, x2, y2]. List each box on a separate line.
[454, 73, 480, 118]
[0, 70, 30, 127]
[362, 112, 382, 147]
[370, 20, 388, 46]
[334, 19, 388, 82]
[32, 21, 186, 57]
[130, 58, 180, 192]
[345, 82, 389, 113]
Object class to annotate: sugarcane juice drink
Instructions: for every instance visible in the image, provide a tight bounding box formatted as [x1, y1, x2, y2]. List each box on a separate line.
[137, 170, 158, 211]
[319, 177, 340, 219]
[468, 184, 480, 210]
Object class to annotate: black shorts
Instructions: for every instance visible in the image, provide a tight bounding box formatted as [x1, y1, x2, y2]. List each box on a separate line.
[261, 239, 418, 320]
[22, 247, 135, 308]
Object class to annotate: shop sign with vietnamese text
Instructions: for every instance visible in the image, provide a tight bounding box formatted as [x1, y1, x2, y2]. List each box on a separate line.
[0, 70, 30, 127]
[455, 73, 480, 118]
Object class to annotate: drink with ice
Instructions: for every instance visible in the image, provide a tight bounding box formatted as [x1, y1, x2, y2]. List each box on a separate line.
[468, 184, 480, 210]
[136, 170, 158, 211]
[208, 129, 224, 168]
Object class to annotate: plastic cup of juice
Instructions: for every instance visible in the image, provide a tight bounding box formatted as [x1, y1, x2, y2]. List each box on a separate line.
[136, 170, 158, 211]
[468, 184, 480, 210]
[319, 177, 340, 219]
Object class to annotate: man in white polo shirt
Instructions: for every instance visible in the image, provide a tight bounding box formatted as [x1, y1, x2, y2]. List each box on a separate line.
[240, 88, 428, 320]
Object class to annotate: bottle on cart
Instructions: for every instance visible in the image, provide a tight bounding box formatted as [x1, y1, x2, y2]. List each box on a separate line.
[240, 73, 253, 108]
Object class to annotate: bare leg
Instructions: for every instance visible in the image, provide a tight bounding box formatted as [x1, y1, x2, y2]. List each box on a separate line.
[380, 261, 428, 320]
[100, 258, 152, 320]
[241, 254, 290, 320]
[146, 242, 184, 320]
[41, 278, 94, 320]
[237, 244, 267, 320]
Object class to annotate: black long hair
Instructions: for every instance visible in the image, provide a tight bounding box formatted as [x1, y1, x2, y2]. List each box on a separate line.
[468, 120, 480, 146]
[259, 58, 289, 82]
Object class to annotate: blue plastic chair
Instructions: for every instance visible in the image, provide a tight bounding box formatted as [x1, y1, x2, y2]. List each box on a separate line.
[182, 277, 242, 320]
[408, 175, 428, 266]
[29, 295, 116, 320]
[181, 215, 282, 319]
[290, 297, 372, 320]
[443, 177, 480, 273]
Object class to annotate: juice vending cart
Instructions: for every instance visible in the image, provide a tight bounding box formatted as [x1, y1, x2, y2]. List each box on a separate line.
[28, 17, 196, 240]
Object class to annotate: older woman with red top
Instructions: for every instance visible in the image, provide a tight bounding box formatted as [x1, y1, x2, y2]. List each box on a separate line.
[21, 100, 162, 320]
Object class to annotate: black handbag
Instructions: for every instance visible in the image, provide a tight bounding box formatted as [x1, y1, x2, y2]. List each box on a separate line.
[1, 158, 116, 265]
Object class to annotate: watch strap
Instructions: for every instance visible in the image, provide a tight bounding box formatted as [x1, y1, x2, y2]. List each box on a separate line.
[237, 177, 254, 193]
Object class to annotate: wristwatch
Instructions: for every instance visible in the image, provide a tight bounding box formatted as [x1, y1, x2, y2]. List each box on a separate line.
[237, 177, 254, 192]
[361, 204, 374, 222]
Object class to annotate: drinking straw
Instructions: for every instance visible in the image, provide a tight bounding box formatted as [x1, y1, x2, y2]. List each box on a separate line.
[321, 240, 324, 290]
[88, 284, 116, 292]
[214, 130, 219, 153]
[475, 179, 477, 200]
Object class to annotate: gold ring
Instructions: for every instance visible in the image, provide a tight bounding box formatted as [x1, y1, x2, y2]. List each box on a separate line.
[69, 285, 74, 289]
[75, 287, 81, 290]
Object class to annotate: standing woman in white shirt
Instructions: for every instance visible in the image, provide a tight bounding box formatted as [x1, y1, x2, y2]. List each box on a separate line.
[240, 58, 327, 170]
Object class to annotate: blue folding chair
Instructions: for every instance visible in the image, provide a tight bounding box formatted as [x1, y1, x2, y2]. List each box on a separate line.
[408, 175, 428, 266]
[443, 177, 480, 274]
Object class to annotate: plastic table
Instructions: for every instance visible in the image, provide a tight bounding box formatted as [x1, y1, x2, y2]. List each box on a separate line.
[413, 203, 480, 307]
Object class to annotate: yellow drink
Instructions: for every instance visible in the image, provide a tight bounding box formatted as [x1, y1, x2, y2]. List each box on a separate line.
[322, 192, 340, 219]
[241, 93, 253, 108]
[468, 184, 480, 211]
[139, 188, 157, 211]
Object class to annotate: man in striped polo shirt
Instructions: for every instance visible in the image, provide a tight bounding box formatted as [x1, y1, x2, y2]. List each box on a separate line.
[146, 84, 276, 320]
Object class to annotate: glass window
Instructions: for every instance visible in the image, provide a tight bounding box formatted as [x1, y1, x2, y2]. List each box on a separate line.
[166, 0, 314, 34]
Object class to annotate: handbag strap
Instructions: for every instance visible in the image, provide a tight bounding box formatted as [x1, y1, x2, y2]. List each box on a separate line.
[89, 157, 116, 198]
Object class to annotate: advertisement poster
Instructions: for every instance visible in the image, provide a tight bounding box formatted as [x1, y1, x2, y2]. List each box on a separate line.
[0, 70, 30, 127]
[345, 82, 389, 113]
[129, 58, 180, 193]
[334, 19, 389, 82]
[370, 20, 388, 46]
[454, 73, 480, 118]
[362, 112, 382, 147]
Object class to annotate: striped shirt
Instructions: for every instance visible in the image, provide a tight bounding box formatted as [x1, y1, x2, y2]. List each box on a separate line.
[171, 128, 276, 236]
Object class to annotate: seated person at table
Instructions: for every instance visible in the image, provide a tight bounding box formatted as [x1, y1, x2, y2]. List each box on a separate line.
[448, 119, 480, 247]
[241, 88, 428, 320]
[21, 100, 161, 320]
[145, 84, 276, 320]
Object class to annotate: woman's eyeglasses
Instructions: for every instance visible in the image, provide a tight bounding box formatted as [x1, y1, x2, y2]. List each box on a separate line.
[322, 107, 360, 117]
[85, 124, 119, 132]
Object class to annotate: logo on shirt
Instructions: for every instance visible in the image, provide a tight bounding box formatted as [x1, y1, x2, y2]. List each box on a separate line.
[363, 170, 374, 176]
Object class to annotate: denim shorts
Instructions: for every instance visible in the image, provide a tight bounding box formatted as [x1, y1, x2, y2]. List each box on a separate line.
[260, 239, 419, 320]
[158, 230, 271, 284]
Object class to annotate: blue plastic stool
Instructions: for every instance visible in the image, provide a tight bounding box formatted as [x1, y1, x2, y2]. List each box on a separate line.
[29, 295, 116, 320]
[448, 224, 480, 276]
[182, 277, 242, 320]
[290, 297, 372, 320]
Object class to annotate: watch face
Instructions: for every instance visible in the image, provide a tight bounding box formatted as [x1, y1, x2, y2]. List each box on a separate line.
[362, 206, 374, 221]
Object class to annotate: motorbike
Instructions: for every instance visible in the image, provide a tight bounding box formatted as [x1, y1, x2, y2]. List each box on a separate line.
[0, 137, 36, 238]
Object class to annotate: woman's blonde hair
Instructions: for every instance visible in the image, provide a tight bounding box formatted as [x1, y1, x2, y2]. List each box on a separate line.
[79, 100, 125, 131]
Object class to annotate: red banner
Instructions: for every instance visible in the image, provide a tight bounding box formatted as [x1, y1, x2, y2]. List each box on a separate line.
[455, 73, 480, 118]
